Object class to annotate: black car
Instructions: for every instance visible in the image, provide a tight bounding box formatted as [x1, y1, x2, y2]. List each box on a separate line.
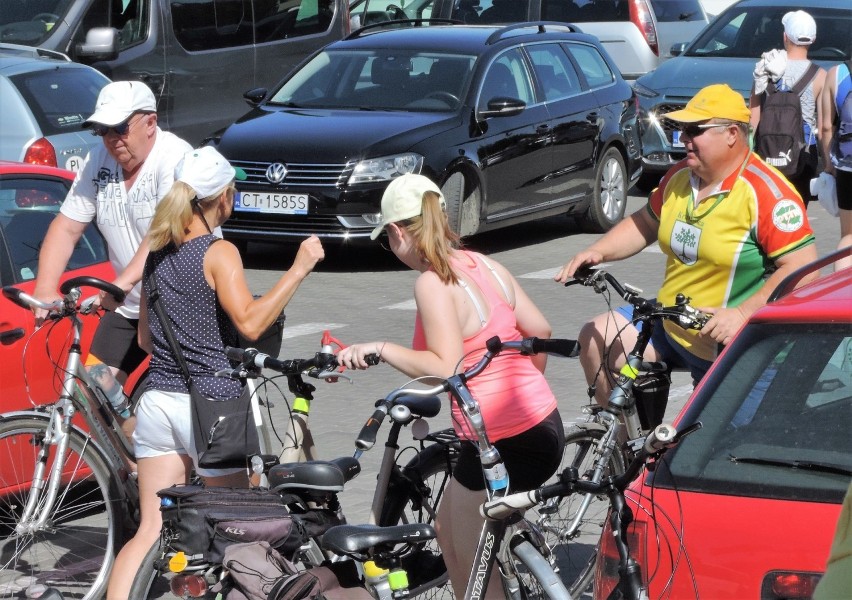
[209, 21, 642, 242]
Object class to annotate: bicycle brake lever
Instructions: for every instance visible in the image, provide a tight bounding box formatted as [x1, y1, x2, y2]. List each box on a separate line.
[317, 370, 352, 383]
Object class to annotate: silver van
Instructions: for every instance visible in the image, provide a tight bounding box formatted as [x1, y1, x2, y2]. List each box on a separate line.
[351, 0, 709, 80]
[0, 0, 350, 144]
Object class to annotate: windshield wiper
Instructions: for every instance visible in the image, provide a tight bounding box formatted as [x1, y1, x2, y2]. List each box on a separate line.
[728, 455, 852, 476]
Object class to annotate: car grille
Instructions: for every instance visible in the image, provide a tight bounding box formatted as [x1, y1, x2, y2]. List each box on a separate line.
[231, 160, 353, 188]
[653, 102, 687, 145]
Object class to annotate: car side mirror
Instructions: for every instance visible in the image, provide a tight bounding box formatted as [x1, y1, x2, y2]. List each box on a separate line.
[479, 97, 525, 118]
[75, 27, 119, 61]
[670, 42, 687, 57]
[243, 88, 268, 107]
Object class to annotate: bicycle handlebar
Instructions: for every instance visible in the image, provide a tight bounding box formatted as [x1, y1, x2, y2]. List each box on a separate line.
[567, 268, 710, 331]
[222, 345, 380, 380]
[480, 422, 702, 520]
[2, 276, 126, 317]
[354, 336, 580, 451]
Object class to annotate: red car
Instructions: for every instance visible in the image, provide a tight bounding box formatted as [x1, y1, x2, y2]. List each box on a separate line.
[0, 160, 115, 409]
[595, 249, 852, 599]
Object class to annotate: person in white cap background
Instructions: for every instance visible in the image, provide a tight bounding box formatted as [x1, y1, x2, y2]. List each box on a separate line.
[32, 81, 192, 435]
[750, 10, 826, 203]
[818, 60, 852, 271]
[106, 147, 324, 599]
[337, 173, 563, 597]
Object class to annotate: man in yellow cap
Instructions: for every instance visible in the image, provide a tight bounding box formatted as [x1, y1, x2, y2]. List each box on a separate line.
[555, 84, 818, 404]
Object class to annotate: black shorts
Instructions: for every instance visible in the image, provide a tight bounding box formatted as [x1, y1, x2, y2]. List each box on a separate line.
[453, 409, 565, 492]
[837, 169, 852, 211]
[89, 310, 147, 375]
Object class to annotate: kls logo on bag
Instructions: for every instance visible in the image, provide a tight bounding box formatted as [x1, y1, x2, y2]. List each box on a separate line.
[225, 526, 247, 536]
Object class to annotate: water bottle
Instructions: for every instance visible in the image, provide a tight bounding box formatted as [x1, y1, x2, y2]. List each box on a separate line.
[364, 560, 392, 600]
[106, 385, 132, 418]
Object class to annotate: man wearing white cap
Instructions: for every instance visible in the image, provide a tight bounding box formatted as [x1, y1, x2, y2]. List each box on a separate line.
[750, 10, 826, 203]
[33, 81, 192, 427]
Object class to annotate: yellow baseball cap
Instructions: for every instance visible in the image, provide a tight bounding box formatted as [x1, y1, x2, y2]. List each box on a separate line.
[664, 84, 750, 124]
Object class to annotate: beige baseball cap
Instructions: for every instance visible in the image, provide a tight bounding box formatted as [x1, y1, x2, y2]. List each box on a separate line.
[370, 174, 446, 240]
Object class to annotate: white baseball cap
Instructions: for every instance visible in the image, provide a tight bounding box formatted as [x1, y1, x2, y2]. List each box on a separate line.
[175, 147, 247, 200]
[83, 81, 157, 127]
[782, 11, 816, 46]
[370, 174, 446, 240]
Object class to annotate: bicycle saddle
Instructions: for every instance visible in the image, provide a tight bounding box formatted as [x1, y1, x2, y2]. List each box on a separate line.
[269, 460, 346, 492]
[321, 523, 436, 556]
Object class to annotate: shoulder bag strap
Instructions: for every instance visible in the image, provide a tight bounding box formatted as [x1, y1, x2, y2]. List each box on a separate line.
[146, 270, 192, 386]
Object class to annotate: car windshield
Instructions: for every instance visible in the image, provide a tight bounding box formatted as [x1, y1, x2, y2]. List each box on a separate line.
[654, 324, 852, 503]
[685, 5, 852, 60]
[0, 0, 75, 45]
[0, 175, 108, 283]
[9, 68, 106, 136]
[268, 49, 477, 111]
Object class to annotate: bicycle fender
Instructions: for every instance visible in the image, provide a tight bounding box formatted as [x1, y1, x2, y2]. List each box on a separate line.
[570, 421, 608, 435]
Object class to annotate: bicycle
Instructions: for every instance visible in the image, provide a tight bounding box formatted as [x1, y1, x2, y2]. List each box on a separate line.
[352, 335, 582, 600]
[0, 276, 142, 600]
[536, 268, 710, 597]
[481, 421, 702, 600]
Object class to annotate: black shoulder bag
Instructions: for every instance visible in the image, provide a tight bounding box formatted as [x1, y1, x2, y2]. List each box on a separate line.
[146, 270, 259, 469]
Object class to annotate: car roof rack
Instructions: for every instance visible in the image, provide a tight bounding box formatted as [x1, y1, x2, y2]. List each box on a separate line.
[0, 42, 71, 62]
[768, 246, 852, 303]
[346, 18, 460, 40]
[485, 21, 581, 45]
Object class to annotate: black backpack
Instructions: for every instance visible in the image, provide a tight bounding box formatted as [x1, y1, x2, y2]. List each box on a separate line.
[755, 62, 820, 177]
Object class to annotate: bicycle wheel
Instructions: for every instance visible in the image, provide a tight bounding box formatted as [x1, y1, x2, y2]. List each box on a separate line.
[0, 414, 124, 600]
[129, 541, 222, 600]
[379, 438, 458, 599]
[533, 425, 625, 598]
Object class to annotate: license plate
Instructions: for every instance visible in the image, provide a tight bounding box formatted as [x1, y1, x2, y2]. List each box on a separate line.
[235, 192, 308, 214]
[672, 130, 684, 148]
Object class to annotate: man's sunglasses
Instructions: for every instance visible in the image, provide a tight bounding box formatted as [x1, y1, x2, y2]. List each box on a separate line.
[90, 115, 142, 137]
[679, 122, 733, 139]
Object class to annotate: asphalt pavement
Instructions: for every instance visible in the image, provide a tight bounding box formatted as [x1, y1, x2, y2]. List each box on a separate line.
[239, 190, 842, 528]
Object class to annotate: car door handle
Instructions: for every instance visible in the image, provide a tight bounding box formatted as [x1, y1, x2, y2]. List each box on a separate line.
[536, 124, 550, 133]
[0, 328, 25, 345]
[586, 112, 599, 123]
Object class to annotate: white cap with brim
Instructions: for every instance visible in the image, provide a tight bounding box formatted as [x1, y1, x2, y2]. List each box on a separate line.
[370, 174, 446, 240]
[175, 147, 247, 200]
[782, 10, 816, 46]
[83, 81, 157, 128]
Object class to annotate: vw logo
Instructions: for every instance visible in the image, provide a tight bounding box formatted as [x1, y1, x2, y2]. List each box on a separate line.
[266, 163, 288, 184]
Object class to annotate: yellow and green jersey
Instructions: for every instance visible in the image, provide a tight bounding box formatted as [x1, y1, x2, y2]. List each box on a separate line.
[647, 153, 815, 361]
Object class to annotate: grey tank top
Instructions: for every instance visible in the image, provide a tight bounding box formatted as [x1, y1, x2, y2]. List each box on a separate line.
[144, 234, 242, 400]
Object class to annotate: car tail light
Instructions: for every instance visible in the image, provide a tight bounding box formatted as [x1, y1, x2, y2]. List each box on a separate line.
[594, 519, 647, 600]
[760, 571, 822, 599]
[23, 138, 58, 168]
[169, 574, 208, 598]
[629, 0, 658, 56]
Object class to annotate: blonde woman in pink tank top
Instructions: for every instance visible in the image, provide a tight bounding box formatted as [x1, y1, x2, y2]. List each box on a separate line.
[338, 174, 564, 598]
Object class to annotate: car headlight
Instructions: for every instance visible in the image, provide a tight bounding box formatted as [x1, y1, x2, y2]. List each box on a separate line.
[348, 153, 423, 185]
[632, 81, 659, 99]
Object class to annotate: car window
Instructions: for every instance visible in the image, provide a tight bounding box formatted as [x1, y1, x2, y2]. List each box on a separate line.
[687, 5, 852, 60]
[547, 0, 629, 23]
[563, 42, 614, 89]
[0, 176, 108, 284]
[0, 0, 84, 46]
[9, 68, 106, 137]
[352, 0, 434, 26]
[648, 0, 704, 22]
[655, 324, 852, 503]
[477, 48, 535, 110]
[468, 0, 531, 24]
[270, 49, 475, 111]
[525, 43, 582, 102]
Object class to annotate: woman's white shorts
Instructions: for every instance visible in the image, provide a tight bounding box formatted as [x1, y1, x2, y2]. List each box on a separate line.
[133, 388, 244, 477]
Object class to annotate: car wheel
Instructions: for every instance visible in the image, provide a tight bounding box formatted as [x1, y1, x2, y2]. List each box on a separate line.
[442, 171, 480, 237]
[582, 147, 626, 233]
[634, 171, 661, 194]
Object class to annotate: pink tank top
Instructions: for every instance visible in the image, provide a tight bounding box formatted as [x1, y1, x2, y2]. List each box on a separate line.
[412, 251, 557, 441]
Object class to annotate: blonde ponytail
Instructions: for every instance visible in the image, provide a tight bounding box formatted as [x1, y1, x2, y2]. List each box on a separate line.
[404, 190, 461, 285]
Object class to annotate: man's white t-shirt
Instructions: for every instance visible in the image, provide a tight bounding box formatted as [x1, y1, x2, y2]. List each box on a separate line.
[61, 129, 192, 318]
